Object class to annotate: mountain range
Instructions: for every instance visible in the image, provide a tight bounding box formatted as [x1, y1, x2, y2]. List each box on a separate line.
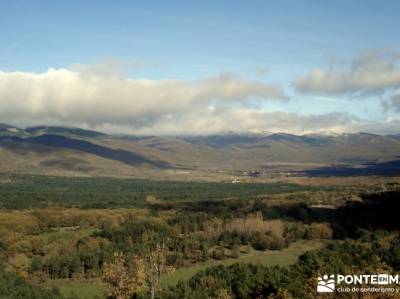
[1, 124, 400, 180]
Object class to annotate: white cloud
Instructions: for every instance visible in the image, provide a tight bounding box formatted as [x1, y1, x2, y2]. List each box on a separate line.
[294, 51, 400, 95]
[345, 117, 400, 135]
[87, 109, 378, 136]
[0, 67, 286, 129]
[0, 64, 398, 135]
[120, 109, 352, 135]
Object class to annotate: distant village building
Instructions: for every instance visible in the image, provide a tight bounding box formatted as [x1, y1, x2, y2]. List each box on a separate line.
[244, 170, 260, 177]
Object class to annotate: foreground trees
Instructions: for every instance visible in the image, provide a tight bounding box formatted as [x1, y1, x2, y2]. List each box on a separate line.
[102, 243, 174, 299]
[102, 252, 146, 299]
[0, 267, 63, 299]
[1, 178, 397, 298]
[163, 231, 400, 298]
[144, 242, 175, 299]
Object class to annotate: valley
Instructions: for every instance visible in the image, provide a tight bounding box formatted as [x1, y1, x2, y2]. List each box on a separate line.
[1, 125, 400, 298]
[1, 124, 400, 181]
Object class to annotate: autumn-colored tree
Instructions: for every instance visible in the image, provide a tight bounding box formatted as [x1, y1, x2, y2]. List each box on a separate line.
[102, 244, 174, 299]
[216, 288, 233, 299]
[6, 253, 30, 278]
[101, 252, 146, 299]
[305, 223, 333, 239]
[143, 241, 175, 299]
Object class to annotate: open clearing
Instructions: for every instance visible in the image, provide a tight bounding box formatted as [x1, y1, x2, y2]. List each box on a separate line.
[42, 240, 325, 298]
[161, 239, 326, 287]
[43, 280, 105, 299]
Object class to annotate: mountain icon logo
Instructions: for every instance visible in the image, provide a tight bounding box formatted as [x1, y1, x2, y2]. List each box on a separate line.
[317, 275, 335, 293]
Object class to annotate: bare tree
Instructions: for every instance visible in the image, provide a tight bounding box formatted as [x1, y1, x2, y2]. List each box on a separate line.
[144, 240, 175, 299]
[102, 242, 174, 299]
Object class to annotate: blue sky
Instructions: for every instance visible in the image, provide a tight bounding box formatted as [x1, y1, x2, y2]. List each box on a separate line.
[2, 1, 398, 73]
[0, 0, 399, 135]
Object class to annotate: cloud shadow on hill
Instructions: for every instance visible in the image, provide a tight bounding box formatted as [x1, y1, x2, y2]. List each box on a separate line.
[302, 159, 400, 177]
[0, 134, 173, 169]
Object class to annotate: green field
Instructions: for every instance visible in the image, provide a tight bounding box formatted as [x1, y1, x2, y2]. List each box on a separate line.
[44, 279, 106, 299]
[161, 239, 326, 287]
[40, 240, 325, 299]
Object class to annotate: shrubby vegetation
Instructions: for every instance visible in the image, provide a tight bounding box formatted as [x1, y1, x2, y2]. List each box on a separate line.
[163, 231, 400, 298]
[0, 175, 399, 298]
[0, 207, 331, 284]
[0, 267, 63, 299]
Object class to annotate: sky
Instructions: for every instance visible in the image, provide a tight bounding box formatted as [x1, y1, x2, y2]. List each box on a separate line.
[0, 0, 400, 135]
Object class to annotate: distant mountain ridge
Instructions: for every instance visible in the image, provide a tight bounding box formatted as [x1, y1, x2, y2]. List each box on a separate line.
[1, 124, 398, 141]
[1, 124, 400, 179]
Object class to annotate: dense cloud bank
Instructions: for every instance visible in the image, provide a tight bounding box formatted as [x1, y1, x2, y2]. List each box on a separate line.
[0, 58, 399, 135]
